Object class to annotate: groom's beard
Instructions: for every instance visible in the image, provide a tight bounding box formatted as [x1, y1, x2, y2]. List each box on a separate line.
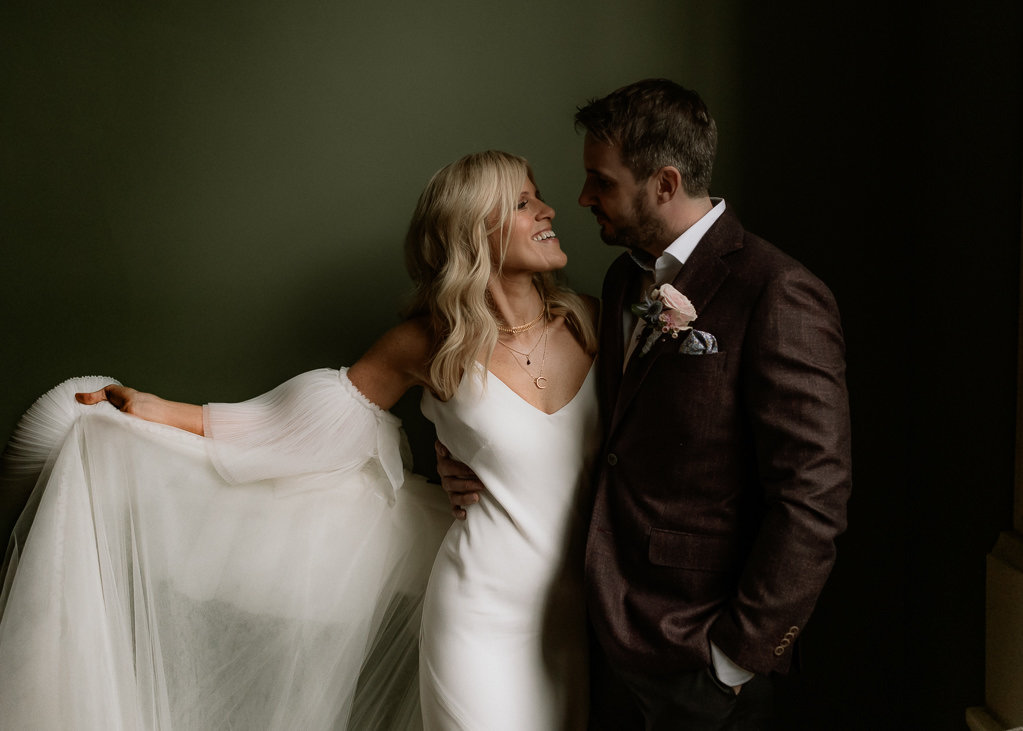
[597, 190, 669, 255]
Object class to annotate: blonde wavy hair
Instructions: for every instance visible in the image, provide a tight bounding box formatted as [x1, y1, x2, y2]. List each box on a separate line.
[405, 150, 597, 401]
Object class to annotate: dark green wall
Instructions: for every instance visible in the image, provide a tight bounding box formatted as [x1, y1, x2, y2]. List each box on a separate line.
[1, 0, 746, 470]
[3, 1, 1021, 728]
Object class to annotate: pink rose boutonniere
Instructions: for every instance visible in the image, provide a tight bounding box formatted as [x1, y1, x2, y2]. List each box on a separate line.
[630, 283, 698, 357]
[630, 283, 719, 357]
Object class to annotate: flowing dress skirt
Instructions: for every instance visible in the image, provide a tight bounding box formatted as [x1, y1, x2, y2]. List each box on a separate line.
[0, 373, 451, 730]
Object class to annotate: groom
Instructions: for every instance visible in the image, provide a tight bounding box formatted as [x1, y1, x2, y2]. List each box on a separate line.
[441, 79, 852, 729]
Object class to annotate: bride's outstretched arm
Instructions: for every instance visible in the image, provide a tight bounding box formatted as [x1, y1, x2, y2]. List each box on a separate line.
[75, 385, 205, 435]
[70, 317, 433, 437]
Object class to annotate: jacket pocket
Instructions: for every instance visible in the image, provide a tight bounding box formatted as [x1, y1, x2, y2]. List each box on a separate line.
[670, 350, 728, 374]
[647, 528, 740, 573]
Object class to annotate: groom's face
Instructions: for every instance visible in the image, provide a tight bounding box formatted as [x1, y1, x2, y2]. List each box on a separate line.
[578, 134, 665, 257]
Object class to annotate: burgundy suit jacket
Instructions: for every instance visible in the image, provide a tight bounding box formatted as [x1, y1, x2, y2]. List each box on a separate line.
[585, 208, 852, 676]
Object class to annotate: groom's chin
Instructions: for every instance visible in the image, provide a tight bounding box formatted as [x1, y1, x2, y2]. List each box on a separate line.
[597, 227, 620, 247]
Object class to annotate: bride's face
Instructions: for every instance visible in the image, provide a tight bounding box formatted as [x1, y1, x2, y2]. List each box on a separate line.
[490, 178, 567, 277]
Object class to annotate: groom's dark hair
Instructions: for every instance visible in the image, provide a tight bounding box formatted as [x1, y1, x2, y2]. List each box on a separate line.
[575, 78, 717, 196]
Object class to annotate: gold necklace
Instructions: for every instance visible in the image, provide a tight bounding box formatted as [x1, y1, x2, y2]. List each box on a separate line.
[501, 321, 549, 389]
[495, 326, 546, 365]
[495, 304, 546, 334]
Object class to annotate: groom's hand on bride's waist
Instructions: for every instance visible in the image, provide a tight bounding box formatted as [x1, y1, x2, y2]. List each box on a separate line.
[435, 440, 484, 520]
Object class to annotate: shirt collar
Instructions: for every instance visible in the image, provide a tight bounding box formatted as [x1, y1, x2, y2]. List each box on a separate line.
[630, 198, 726, 284]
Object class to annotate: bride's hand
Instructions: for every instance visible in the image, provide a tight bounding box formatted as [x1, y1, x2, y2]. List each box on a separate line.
[75, 385, 149, 415]
[75, 386, 205, 435]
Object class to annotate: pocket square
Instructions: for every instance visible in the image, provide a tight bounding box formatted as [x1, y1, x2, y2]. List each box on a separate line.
[679, 329, 718, 355]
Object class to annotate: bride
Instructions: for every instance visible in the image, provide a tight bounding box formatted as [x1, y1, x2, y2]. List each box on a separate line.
[0, 150, 599, 730]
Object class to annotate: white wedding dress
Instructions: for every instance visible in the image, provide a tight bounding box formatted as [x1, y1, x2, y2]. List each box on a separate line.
[419, 363, 598, 730]
[0, 364, 598, 730]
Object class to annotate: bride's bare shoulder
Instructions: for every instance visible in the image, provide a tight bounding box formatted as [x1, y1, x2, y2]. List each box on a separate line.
[386, 316, 435, 363]
[347, 317, 434, 409]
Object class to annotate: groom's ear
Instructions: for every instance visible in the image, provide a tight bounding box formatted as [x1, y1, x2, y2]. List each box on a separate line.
[653, 166, 683, 202]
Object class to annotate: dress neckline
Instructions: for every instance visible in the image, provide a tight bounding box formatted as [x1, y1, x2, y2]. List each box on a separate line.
[476, 360, 596, 417]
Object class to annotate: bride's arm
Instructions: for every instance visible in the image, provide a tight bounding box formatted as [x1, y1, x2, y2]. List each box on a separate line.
[72, 318, 433, 436]
[75, 386, 205, 435]
[347, 318, 432, 410]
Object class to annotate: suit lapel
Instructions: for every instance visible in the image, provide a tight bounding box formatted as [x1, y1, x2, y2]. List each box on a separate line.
[607, 209, 743, 438]
[598, 254, 633, 426]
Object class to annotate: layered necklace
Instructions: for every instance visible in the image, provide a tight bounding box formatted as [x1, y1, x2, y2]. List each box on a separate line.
[495, 306, 545, 335]
[495, 299, 550, 389]
[496, 320, 550, 389]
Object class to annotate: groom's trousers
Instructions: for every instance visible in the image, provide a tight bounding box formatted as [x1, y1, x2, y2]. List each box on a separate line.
[589, 652, 776, 731]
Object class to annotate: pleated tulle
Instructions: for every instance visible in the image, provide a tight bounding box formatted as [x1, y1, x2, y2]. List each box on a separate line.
[0, 374, 450, 730]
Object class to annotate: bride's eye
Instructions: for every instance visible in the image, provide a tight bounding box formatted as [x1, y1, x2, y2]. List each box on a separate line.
[517, 199, 528, 210]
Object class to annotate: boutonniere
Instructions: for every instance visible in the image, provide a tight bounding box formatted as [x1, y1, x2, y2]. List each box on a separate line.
[630, 283, 720, 357]
[630, 283, 698, 357]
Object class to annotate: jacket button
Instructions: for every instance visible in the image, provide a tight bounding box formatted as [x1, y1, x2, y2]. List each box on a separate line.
[607, 453, 618, 466]
[774, 646, 786, 656]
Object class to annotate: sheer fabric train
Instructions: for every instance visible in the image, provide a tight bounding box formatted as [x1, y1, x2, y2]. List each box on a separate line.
[0, 371, 450, 730]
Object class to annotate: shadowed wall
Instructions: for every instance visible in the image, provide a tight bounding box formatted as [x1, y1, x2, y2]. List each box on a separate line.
[1, 0, 744, 472]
